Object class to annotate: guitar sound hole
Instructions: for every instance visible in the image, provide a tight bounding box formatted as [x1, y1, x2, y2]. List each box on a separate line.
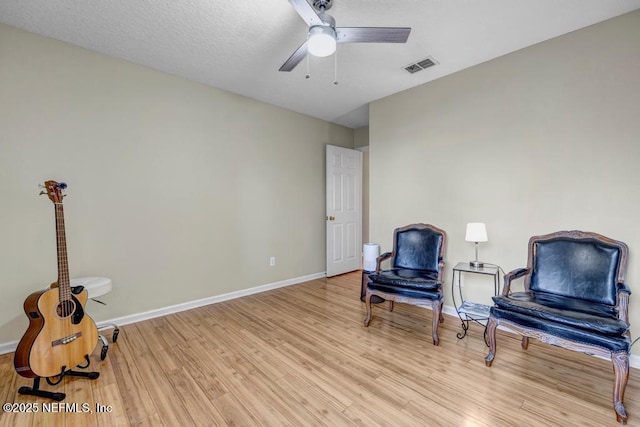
[56, 300, 76, 318]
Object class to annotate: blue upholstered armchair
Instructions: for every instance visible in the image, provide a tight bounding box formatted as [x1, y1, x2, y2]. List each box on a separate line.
[364, 223, 447, 345]
[485, 230, 631, 424]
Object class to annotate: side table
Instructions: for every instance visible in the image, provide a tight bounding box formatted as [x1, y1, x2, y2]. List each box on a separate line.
[451, 262, 501, 345]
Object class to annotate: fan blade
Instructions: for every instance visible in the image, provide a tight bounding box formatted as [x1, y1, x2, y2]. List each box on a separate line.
[336, 27, 411, 43]
[288, 0, 322, 26]
[279, 41, 308, 72]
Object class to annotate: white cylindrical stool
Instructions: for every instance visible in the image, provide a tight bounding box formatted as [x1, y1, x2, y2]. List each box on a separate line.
[70, 276, 112, 299]
[69, 277, 119, 360]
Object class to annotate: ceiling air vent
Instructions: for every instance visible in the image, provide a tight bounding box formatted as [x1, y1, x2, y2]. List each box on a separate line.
[403, 56, 438, 74]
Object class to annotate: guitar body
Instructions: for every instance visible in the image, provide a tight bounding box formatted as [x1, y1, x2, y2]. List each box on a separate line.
[15, 287, 98, 378]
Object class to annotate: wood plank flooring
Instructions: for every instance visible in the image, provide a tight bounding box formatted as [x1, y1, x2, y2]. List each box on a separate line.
[1, 271, 639, 426]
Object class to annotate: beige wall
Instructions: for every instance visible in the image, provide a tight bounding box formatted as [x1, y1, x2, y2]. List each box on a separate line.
[354, 126, 370, 245]
[370, 11, 640, 350]
[353, 126, 369, 149]
[0, 24, 353, 344]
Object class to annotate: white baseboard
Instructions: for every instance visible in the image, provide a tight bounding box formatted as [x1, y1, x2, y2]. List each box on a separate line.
[3, 281, 640, 370]
[0, 272, 326, 355]
[0, 340, 18, 355]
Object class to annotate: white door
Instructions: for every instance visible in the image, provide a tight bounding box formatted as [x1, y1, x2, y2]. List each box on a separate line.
[326, 145, 362, 277]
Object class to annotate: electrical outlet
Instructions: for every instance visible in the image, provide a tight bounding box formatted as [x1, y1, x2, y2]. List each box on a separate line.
[269, 256, 276, 267]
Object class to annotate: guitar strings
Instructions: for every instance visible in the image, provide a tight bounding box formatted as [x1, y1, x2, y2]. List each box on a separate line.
[56, 202, 71, 366]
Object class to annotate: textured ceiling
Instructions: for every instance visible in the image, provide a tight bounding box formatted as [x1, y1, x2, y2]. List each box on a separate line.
[1, 0, 639, 128]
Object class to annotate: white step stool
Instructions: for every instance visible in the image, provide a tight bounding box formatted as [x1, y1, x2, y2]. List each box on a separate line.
[69, 277, 119, 360]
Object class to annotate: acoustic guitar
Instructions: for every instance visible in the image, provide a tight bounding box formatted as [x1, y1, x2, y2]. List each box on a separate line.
[14, 181, 98, 379]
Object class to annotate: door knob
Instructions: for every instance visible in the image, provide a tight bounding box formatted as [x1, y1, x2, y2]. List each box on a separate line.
[327, 216, 335, 221]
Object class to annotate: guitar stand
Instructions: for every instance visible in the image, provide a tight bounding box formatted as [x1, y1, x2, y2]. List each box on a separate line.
[18, 355, 99, 401]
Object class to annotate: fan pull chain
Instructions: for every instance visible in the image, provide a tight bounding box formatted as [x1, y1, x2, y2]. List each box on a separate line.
[333, 46, 338, 85]
[305, 35, 311, 79]
[306, 54, 310, 79]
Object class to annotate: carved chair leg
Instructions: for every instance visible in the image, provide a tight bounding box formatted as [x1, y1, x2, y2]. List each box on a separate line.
[438, 301, 444, 323]
[364, 291, 373, 327]
[431, 300, 441, 346]
[388, 301, 394, 312]
[612, 352, 629, 424]
[521, 337, 529, 350]
[484, 315, 498, 367]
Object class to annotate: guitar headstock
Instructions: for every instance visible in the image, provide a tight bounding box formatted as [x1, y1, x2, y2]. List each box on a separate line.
[40, 180, 68, 204]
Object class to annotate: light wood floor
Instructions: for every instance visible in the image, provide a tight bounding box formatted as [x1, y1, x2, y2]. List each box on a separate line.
[1, 271, 639, 426]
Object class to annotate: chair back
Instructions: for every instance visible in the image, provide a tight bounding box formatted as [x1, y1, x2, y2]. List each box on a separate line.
[392, 224, 445, 273]
[529, 231, 628, 306]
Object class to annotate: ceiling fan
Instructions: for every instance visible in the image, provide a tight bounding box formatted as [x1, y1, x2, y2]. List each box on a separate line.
[279, 0, 411, 72]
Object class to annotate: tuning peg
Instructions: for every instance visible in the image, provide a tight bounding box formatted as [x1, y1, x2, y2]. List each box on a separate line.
[39, 190, 46, 196]
[38, 184, 45, 189]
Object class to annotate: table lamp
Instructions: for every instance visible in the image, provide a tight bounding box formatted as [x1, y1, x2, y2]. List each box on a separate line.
[465, 223, 488, 268]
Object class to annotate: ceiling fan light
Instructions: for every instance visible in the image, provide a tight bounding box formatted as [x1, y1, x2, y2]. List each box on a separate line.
[308, 25, 336, 57]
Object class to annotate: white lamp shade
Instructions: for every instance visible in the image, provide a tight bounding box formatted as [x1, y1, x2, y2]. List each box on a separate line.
[307, 25, 336, 57]
[465, 223, 488, 242]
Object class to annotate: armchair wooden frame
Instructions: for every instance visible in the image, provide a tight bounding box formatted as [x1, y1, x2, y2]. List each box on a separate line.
[484, 230, 631, 424]
[364, 223, 447, 345]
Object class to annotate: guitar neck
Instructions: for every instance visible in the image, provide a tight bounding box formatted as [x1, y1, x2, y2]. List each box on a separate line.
[54, 203, 71, 302]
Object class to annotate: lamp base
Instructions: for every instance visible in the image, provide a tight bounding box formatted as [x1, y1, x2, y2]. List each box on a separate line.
[469, 260, 484, 268]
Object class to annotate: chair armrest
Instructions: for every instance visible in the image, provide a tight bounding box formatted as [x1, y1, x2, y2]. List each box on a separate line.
[376, 252, 392, 272]
[617, 282, 632, 295]
[502, 267, 530, 295]
[617, 282, 631, 326]
[437, 260, 446, 282]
